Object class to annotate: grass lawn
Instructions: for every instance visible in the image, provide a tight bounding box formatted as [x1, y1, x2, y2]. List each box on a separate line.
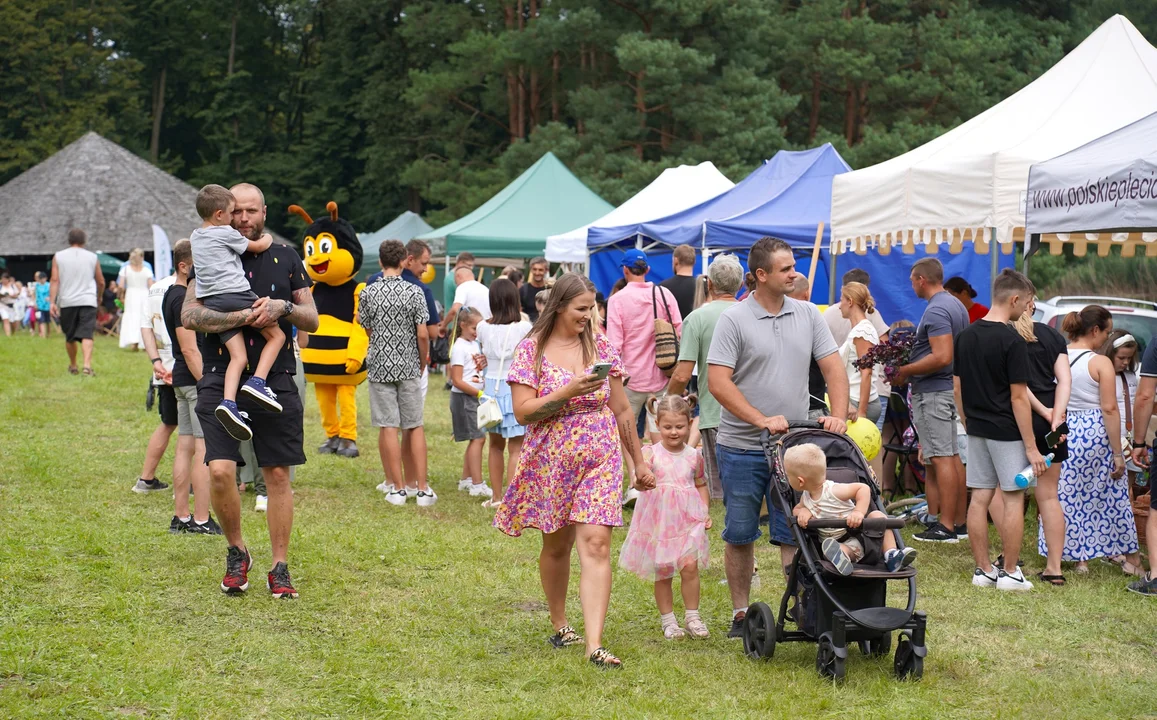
[0, 333, 1153, 719]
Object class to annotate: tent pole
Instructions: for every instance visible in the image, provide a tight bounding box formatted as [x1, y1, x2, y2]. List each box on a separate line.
[828, 249, 839, 305]
[806, 222, 825, 294]
[989, 228, 999, 296]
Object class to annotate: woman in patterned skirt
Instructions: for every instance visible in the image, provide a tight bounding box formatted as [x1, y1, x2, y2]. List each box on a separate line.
[1050, 307, 1141, 574]
[494, 273, 654, 669]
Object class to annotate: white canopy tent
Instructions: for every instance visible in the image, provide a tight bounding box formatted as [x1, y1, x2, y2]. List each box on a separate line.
[544, 162, 734, 263]
[831, 14, 1157, 265]
[1025, 110, 1157, 257]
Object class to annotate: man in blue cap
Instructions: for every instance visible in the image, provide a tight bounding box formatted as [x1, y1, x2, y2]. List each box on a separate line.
[606, 248, 683, 505]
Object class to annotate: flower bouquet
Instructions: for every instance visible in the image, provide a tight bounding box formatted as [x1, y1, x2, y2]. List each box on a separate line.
[854, 328, 916, 384]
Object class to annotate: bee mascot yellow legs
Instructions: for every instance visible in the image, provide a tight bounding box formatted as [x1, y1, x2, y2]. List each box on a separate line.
[290, 202, 368, 458]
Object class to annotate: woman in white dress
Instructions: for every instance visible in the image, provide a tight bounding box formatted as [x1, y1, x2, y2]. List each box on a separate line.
[117, 248, 153, 349]
[837, 281, 883, 481]
[1052, 307, 1141, 574]
[475, 277, 533, 508]
[0, 273, 20, 336]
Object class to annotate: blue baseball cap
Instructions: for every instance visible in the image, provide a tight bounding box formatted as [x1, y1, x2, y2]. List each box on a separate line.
[620, 249, 648, 269]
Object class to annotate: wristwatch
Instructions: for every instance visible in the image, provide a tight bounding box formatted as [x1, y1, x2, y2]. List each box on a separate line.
[282, 300, 293, 318]
[1132, 441, 1148, 449]
[150, 357, 162, 365]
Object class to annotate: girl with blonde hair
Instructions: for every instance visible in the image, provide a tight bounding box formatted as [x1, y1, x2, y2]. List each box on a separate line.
[117, 247, 154, 349]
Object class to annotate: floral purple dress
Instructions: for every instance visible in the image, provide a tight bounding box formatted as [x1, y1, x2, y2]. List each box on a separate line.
[494, 334, 625, 536]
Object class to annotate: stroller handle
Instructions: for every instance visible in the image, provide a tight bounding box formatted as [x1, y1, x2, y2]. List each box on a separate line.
[760, 422, 824, 445]
[805, 517, 907, 531]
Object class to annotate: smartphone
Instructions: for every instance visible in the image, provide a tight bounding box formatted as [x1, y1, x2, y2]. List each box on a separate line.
[1045, 422, 1069, 449]
[592, 362, 613, 380]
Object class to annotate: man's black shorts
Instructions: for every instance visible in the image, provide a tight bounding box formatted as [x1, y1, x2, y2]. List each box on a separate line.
[157, 384, 178, 427]
[195, 372, 305, 468]
[59, 306, 96, 342]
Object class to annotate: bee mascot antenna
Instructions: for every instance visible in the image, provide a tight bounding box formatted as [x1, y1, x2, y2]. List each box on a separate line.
[289, 202, 367, 458]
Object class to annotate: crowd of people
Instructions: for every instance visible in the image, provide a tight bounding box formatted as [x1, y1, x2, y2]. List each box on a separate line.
[27, 195, 1155, 670]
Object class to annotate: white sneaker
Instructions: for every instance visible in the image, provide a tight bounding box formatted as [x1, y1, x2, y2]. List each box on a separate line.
[468, 482, 491, 497]
[405, 485, 419, 496]
[254, 495, 268, 513]
[972, 566, 999, 588]
[997, 568, 1034, 591]
[622, 487, 640, 508]
[385, 489, 408, 506]
[458, 478, 474, 492]
[415, 489, 438, 507]
[376, 481, 394, 494]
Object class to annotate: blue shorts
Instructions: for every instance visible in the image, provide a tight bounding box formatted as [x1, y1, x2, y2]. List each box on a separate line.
[716, 443, 794, 547]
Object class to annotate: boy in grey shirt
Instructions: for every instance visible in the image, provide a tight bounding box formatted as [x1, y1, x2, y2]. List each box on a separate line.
[190, 184, 282, 441]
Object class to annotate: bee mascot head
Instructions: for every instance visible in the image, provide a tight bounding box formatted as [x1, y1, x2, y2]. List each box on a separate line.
[289, 201, 362, 286]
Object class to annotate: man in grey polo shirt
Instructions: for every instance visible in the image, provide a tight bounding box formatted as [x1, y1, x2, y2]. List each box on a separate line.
[707, 237, 849, 638]
[892, 257, 970, 544]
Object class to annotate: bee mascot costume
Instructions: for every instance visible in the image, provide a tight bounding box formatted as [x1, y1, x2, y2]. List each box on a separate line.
[289, 202, 367, 458]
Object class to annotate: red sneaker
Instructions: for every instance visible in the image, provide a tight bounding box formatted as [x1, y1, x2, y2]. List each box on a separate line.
[221, 546, 252, 594]
[267, 562, 298, 599]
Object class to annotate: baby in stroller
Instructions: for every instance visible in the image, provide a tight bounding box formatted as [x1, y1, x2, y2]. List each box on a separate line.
[785, 443, 917, 575]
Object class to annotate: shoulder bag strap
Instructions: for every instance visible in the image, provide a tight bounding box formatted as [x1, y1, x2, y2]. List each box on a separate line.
[653, 285, 673, 323]
[1069, 350, 1092, 368]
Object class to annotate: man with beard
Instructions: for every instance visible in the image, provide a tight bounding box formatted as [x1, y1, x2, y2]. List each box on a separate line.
[182, 183, 318, 598]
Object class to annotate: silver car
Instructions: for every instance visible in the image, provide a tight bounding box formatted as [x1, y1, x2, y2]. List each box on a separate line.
[1033, 295, 1157, 346]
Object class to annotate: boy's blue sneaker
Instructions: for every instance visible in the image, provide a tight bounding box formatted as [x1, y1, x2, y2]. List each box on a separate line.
[822, 537, 855, 576]
[240, 377, 282, 412]
[885, 547, 918, 572]
[215, 400, 253, 441]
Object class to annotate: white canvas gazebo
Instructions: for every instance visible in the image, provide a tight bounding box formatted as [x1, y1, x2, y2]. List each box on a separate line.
[831, 14, 1157, 272]
[544, 162, 734, 263]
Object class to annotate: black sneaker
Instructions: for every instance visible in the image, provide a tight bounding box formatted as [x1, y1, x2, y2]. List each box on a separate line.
[954, 524, 969, 539]
[133, 478, 169, 494]
[913, 523, 959, 543]
[1126, 573, 1157, 597]
[168, 515, 191, 534]
[187, 515, 223, 535]
[727, 611, 746, 639]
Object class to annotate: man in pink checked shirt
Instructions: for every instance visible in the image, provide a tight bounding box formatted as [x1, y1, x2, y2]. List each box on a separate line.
[606, 248, 683, 505]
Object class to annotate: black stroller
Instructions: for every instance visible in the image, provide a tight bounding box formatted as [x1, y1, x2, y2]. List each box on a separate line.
[741, 423, 928, 681]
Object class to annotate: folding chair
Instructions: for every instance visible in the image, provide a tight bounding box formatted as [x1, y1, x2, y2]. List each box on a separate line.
[880, 390, 924, 500]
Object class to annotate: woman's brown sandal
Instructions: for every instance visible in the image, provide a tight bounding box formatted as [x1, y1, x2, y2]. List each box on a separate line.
[1037, 572, 1066, 586]
[548, 625, 583, 649]
[588, 647, 622, 669]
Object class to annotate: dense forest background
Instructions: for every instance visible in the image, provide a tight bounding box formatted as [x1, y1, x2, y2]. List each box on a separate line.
[2, 0, 1156, 293]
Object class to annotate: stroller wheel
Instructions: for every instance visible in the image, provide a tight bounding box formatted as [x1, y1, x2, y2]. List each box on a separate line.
[816, 634, 846, 681]
[894, 633, 924, 681]
[742, 602, 776, 661]
[858, 633, 891, 657]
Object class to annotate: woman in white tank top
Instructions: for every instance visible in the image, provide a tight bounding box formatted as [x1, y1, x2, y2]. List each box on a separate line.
[1052, 307, 1140, 574]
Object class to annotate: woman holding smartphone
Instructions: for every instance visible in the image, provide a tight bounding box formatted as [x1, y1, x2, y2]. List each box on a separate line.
[494, 273, 654, 669]
[1010, 308, 1070, 585]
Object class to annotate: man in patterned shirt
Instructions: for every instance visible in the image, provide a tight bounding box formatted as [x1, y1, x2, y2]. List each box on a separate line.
[359, 240, 434, 507]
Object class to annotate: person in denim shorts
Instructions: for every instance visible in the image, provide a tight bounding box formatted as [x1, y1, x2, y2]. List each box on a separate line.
[706, 237, 848, 638]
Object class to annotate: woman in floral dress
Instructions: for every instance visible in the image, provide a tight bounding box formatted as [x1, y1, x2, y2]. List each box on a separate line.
[495, 273, 654, 669]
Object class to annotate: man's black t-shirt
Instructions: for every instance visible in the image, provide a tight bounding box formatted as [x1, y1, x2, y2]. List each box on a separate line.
[808, 360, 827, 412]
[660, 274, 697, 322]
[1025, 322, 1068, 406]
[200, 244, 311, 376]
[520, 282, 544, 322]
[162, 283, 202, 388]
[954, 319, 1030, 441]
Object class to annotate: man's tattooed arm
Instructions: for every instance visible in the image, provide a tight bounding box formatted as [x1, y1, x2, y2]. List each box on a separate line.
[181, 288, 252, 333]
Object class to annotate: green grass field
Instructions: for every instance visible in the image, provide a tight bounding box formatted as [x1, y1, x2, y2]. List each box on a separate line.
[0, 334, 1153, 718]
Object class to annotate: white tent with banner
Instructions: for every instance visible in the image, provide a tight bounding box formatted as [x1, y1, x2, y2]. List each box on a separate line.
[1025, 109, 1157, 256]
[544, 162, 734, 264]
[830, 14, 1157, 282]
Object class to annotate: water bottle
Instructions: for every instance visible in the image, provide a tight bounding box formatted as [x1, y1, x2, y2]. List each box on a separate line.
[1014, 453, 1054, 488]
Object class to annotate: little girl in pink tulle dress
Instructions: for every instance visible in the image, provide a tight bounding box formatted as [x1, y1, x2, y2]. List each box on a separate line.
[618, 395, 712, 639]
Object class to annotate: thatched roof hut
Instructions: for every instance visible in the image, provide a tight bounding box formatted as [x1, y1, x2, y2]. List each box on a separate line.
[0, 132, 285, 256]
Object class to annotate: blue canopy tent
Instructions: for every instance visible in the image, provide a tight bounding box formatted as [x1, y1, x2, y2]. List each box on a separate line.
[588, 147, 847, 298]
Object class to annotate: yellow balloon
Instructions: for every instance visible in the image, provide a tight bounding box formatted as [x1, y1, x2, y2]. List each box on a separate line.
[816, 304, 829, 313]
[846, 417, 882, 461]
[420, 263, 436, 284]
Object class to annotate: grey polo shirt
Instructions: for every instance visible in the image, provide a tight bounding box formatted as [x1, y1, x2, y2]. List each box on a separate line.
[707, 295, 839, 451]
